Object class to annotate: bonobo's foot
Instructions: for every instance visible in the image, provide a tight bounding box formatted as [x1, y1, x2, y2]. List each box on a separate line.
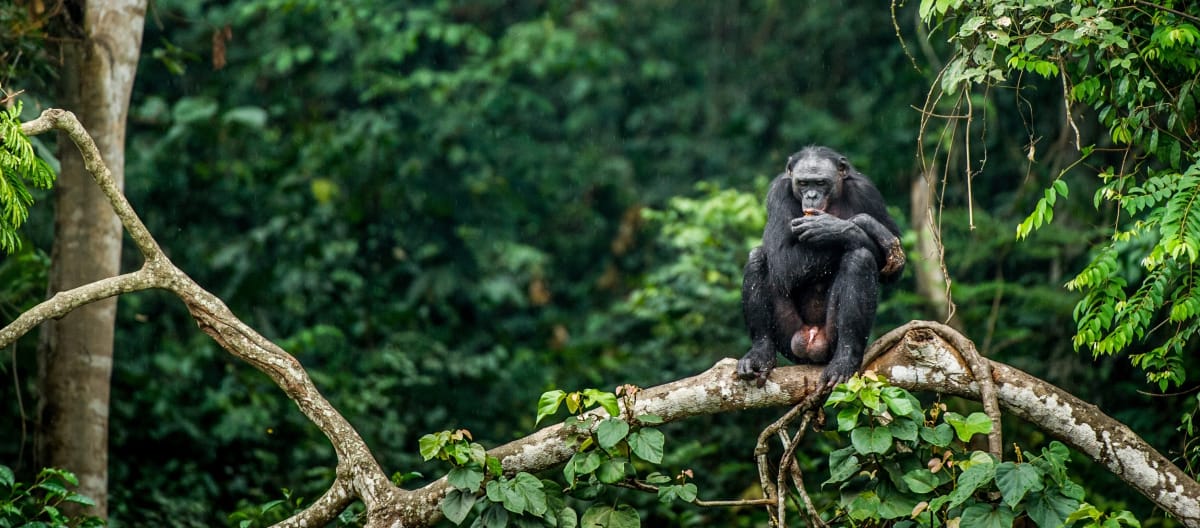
[819, 356, 860, 389]
[737, 343, 777, 388]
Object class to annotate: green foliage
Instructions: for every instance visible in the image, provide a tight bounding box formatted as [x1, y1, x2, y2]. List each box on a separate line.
[0, 101, 55, 254]
[422, 386, 691, 527]
[924, 0, 1200, 389]
[0, 465, 105, 528]
[824, 375, 1137, 527]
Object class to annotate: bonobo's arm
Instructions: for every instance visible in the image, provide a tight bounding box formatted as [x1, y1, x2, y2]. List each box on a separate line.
[790, 212, 905, 278]
[849, 214, 905, 278]
[789, 211, 872, 250]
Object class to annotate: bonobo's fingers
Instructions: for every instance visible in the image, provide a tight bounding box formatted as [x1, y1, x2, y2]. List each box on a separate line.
[819, 357, 859, 389]
[737, 347, 777, 388]
[793, 215, 852, 245]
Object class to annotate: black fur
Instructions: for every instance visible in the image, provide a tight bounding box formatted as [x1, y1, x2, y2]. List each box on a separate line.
[737, 146, 905, 387]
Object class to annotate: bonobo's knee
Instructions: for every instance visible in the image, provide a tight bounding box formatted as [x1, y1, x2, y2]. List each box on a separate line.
[843, 247, 878, 275]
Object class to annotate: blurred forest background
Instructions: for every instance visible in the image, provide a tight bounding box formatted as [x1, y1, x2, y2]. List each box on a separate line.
[2, 0, 1195, 526]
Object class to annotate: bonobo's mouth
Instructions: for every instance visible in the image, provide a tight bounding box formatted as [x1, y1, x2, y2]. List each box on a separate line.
[803, 208, 822, 216]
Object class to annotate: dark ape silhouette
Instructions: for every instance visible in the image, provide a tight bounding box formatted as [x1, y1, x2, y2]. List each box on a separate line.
[736, 146, 905, 387]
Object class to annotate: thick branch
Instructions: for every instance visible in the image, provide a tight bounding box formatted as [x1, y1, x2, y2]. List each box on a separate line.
[402, 322, 1200, 526]
[21, 109, 163, 261]
[0, 269, 158, 349]
[15, 109, 403, 528]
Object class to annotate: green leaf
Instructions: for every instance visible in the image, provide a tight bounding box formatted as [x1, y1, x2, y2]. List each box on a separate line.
[628, 428, 665, 464]
[571, 451, 602, 477]
[1025, 489, 1080, 528]
[920, 424, 954, 447]
[902, 468, 941, 494]
[961, 503, 1015, 528]
[476, 504, 509, 528]
[37, 480, 69, 498]
[635, 414, 663, 425]
[837, 405, 861, 432]
[851, 426, 893, 455]
[944, 411, 993, 442]
[442, 489, 477, 525]
[580, 504, 640, 528]
[512, 473, 548, 516]
[994, 462, 1044, 507]
[0, 465, 13, 488]
[596, 458, 627, 484]
[881, 386, 920, 418]
[889, 417, 919, 442]
[420, 433, 446, 461]
[596, 418, 630, 450]
[1024, 34, 1047, 51]
[582, 389, 620, 417]
[448, 466, 485, 492]
[536, 390, 567, 426]
[64, 492, 97, 506]
[947, 459, 996, 508]
[825, 447, 860, 485]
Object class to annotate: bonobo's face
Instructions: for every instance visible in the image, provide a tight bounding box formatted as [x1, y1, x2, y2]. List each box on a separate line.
[787, 151, 844, 213]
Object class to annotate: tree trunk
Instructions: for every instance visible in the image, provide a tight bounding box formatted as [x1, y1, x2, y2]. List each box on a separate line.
[910, 171, 956, 324]
[36, 0, 146, 518]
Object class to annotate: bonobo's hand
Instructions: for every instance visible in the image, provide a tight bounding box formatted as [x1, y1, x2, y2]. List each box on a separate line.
[818, 355, 860, 389]
[737, 343, 777, 388]
[790, 211, 869, 248]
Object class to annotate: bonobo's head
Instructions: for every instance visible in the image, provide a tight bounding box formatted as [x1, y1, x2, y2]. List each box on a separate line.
[786, 146, 848, 213]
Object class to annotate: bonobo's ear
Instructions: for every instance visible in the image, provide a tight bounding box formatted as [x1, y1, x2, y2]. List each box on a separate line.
[837, 156, 850, 175]
[786, 154, 799, 172]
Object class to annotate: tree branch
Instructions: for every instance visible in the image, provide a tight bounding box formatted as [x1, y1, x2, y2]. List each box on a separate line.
[14, 109, 1199, 527]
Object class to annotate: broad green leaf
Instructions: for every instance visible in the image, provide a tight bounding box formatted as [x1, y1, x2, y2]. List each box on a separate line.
[995, 462, 1044, 507]
[536, 390, 567, 426]
[557, 507, 579, 528]
[442, 489, 476, 525]
[920, 424, 954, 447]
[889, 417, 919, 442]
[902, 468, 941, 494]
[944, 411, 993, 442]
[583, 389, 620, 417]
[825, 447, 860, 485]
[596, 458, 627, 484]
[881, 386, 920, 418]
[628, 428, 665, 463]
[1025, 490, 1080, 528]
[947, 460, 996, 508]
[961, 503, 1015, 528]
[476, 504, 508, 528]
[837, 405, 860, 432]
[596, 418, 630, 450]
[448, 466, 485, 492]
[571, 451, 602, 478]
[512, 473, 548, 516]
[420, 433, 446, 461]
[580, 504, 640, 528]
[851, 426, 893, 455]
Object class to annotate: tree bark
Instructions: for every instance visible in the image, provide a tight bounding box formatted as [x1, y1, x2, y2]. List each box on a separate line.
[36, 0, 146, 518]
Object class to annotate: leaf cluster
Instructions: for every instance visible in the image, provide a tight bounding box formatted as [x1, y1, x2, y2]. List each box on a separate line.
[0, 102, 54, 254]
[823, 375, 1138, 527]
[0, 465, 104, 528]
[924, 0, 1200, 389]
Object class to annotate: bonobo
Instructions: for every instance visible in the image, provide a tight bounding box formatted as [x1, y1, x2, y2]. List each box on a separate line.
[736, 146, 905, 388]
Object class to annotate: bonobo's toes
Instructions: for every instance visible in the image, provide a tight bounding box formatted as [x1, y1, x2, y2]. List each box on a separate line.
[737, 348, 777, 388]
[819, 359, 858, 389]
